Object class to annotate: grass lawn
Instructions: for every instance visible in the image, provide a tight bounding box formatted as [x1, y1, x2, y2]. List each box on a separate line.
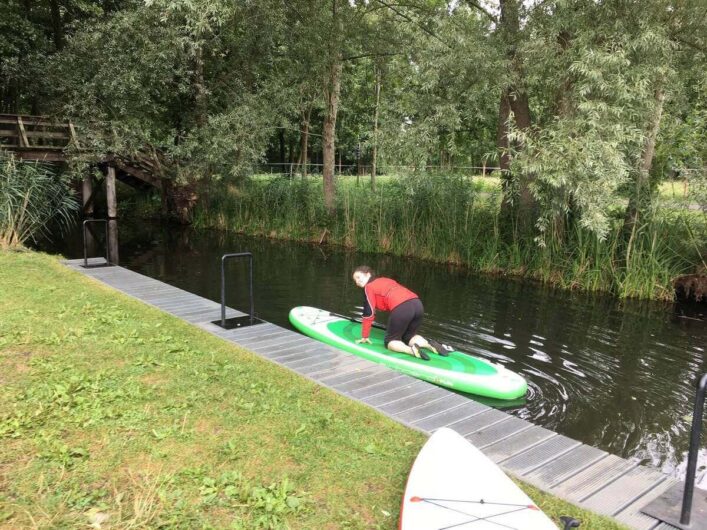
[0, 250, 628, 529]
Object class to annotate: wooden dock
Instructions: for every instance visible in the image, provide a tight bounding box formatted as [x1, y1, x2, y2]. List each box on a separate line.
[64, 259, 681, 530]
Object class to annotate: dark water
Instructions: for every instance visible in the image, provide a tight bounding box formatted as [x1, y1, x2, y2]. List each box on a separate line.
[44, 221, 707, 482]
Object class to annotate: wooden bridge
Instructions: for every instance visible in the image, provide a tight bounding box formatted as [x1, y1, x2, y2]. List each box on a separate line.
[0, 113, 163, 189]
[0, 114, 80, 162]
[0, 114, 196, 230]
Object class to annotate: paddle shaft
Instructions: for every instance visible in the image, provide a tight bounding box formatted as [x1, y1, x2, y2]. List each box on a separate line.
[327, 310, 387, 331]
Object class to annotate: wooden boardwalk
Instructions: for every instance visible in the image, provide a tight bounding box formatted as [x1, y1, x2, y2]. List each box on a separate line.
[64, 259, 681, 530]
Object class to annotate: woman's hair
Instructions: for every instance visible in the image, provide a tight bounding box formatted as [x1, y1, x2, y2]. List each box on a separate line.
[353, 265, 376, 277]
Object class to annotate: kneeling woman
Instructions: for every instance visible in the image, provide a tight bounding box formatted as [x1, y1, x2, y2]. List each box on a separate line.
[352, 265, 444, 361]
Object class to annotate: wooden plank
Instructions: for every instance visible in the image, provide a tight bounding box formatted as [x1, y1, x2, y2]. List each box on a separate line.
[255, 340, 318, 357]
[381, 388, 454, 418]
[551, 455, 637, 502]
[307, 357, 375, 380]
[332, 371, 407, 395]
[501, 435, 581, 473]
[299, 355, 368, 378]
[69, 122, 80, 149]
[236, 330, 298, 347]
[346, 374, 411, 399]
[614, 478, 679, 530]
[445, 408, 509, 436]
[23, 130, 70, 140]
[363, 380, 438, 408]
[270, 350, 321, 366]
[284, 350, 341, 370]
[522, 443, 606, 489]
[395, 393, 470, 424]
[466, 415, 533, 449]
[246, 335, 311, 353]
[16, 116, 29, 147]
[261, 346, 308, 362]
[284, 356, 343, 375]
[581, 466, 669, 516]
[329, 370, 405, 393]
[320, 366, 389, 387]
[413, 400, 489, 431]
[484, 426, 556, 464]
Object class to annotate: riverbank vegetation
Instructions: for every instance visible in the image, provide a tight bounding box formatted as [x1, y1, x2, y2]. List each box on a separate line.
[195, 174, 705, 300]
[0, 251, 628, 529]
[2, 0, 705, 300]
[0, 157, 77, 250]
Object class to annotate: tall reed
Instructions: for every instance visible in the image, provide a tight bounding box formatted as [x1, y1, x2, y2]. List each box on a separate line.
[194, 175, 705, 300]
[0, 156, 78, 249]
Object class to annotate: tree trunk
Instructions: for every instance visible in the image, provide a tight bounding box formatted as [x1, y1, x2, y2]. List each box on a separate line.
[193, 45, 207, 128]
[298, 106, 311, 178]
[49, 0, 64, 51]
[322, 55, 342, 215]
[625, 88, 665, 230]
[371, 65, 381, 191]
[279, 128, 286, 165]
[550, 29, 574, 244]
[497, 0, 534, 237]
[288, 137, 295, 166]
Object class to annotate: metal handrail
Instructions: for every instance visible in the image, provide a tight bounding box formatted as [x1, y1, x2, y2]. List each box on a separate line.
[82, 219, 109, 267]
[220, 252, 254, 327]
[681, 373, 707, 525]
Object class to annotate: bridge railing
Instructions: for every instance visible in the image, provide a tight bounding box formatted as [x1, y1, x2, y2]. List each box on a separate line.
[0, 114, 78, 151]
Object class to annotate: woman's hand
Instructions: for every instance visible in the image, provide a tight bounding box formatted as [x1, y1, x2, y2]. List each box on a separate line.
[355, 338, 372, 345]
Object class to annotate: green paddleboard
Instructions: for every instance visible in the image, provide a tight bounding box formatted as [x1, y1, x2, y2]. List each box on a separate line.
[289, 306, 528, 400]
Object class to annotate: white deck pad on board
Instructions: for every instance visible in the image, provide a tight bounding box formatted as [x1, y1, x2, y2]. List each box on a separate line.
[401, 428, 558, 529]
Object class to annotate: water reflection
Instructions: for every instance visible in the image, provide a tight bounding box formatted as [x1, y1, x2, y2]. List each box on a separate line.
[44, 221, 707, 481]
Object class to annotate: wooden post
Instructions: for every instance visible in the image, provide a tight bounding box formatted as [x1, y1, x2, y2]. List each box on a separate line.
[105, 166, 119, 264]
[82, 173, 94, 217]
[106, 165, 117, 218]
[16, 116, 29, 147]
[108, 220, 119, 265]
[69, 122, 80, 149]
[82, 172, 97, 257]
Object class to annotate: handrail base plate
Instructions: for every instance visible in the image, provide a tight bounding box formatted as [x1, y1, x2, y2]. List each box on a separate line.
[642, 482, 707, 530]
[212, 315, 265, 330]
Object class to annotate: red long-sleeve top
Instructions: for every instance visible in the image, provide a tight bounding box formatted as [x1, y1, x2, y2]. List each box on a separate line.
[361, 277, 418, 338]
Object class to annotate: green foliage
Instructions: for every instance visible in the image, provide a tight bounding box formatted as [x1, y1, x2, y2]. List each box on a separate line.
[0, 156, 78, 249]
[2, 0, 704, 292]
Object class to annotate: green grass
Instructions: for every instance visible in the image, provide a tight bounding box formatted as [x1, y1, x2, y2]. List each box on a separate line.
[0, 250, 628, 529]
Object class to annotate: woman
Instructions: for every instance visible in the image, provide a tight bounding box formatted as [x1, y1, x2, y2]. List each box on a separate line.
[352, 265, 445, 361]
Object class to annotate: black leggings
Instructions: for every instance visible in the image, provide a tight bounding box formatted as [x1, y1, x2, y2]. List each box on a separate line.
[385, 298, 424, 347]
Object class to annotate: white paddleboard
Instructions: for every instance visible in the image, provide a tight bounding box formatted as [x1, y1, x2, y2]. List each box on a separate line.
[400, 428, 558, 529]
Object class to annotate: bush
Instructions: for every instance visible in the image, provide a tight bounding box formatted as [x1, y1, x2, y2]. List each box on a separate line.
[0, 156, 78, 249]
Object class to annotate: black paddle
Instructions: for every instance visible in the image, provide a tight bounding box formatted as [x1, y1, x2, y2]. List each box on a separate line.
[326, 310, 387, 330]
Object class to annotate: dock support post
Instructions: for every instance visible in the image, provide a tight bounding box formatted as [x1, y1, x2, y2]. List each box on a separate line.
[82, 173, 94, 217]
[82, 171, 97, 255]
[106, 166, 119, 265]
